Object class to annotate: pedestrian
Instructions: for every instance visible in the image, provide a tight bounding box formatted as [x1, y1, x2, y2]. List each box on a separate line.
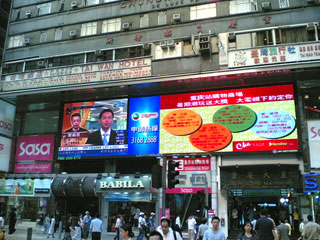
[83, 211, 91, 239]
[78, 213, 84, 239]
[8, 207, 16, 234]
[90, 213, 103, 240]
[0, 212, 5, 240]
[121, 223, 135, 240]
[237, 221, 258, 240]
[37, 213, 45, 233]
[73, 214, 82, 240]
[54, 209, 61, 233]
[149, 212, 156, 232]
[302, 215, 320, 240]
[156, 217, 183, 240]
[232, 207, 239, 230]
[277, 218, 290, 240]
[175, 215, 182, 237]
[137, 212, 147, 240]
[197, 218, 209, 240]
[115, 215, 122, 240]
[203, 216, 225, 240]
[293, 210, 300, 234]
[44, 214, 50, 233]
[134, 207, 141, 227]
[187, 215, 197, 240]
[149, 231, 163, 240]
[47, 215, 56, 238]
[299, 219, 305, 235]
[63, 214, 74, 240]
[284, 219, 291, 239]
[255, 209, 278, 240]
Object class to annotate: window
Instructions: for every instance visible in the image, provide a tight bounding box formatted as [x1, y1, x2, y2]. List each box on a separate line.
[23, 111, 59, 135]
[279, 0, 289, 8]
[87, 50, 114, 63]
[229, 0, 257, 14]
[255, 28, 307, 46]
[158, 11, 167, 25]
[102, 18, 121, 33]
[236, 33, 256, 49]
[115, 46, 150, 60]
[40, 32, 48, 43]
[190, 3, 216, 20]
[25, 60, 40, 71]
[8, 35, 24, 48]
[86, 0, 99, 6]
[154, 41, 182, 59]
[140, 14, 149, 28]
[36, 3, 51, 15]
[48, 54, 85, 67]
[14, 9, 21, 20]
[58, 0, 65, 11]
[55, 28, 63, 41]
[81, 22, 97, 36]
[2, 62, 24, 74]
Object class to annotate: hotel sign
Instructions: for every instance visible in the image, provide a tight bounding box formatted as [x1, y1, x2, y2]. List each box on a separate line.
[2, 58, 152, 91]
[228, 42, 320, 68]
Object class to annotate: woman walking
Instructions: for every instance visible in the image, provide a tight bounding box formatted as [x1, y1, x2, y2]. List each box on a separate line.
[121, 223, 134, 240]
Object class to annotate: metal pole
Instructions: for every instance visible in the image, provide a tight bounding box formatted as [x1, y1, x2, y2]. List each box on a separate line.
[205, 180, 208, 218]
[162, 156, 167, 217]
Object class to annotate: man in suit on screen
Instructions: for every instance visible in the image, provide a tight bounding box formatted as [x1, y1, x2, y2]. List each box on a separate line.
[86, 109, 118, 145]
[65, 113, 88, 132]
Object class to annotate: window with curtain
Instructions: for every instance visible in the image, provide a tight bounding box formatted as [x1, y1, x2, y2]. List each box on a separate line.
[229, 0, 257, 14]
[281, 27, 307, 43]
[8, 35, 24, 48]
[140, 14, 149, 28]
[36, 3, 51, 15]
[279, 0, 289, 8]
[102, 18, 121, 33]
[158, 11, 167, 25]
[81, 22, 97, 36]
[190, 3, 216, 20]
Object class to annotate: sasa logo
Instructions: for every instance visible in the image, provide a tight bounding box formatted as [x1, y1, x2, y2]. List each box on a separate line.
[19, 142, 51, 156]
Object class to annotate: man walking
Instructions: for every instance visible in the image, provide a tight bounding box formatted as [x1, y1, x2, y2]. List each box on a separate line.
[90, 213, 103, 240]
[203, 216, 225, 240]
[255, 209, 278, 240]
[187, 215, 197, 240]
[277, 218, 290, 240]
[302, 215, 320, 240]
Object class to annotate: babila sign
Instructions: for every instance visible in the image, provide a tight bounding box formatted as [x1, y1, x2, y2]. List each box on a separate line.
[16, 135, 55, 161]
[100, 180, 145, 189]
[97, 176, 151, 192]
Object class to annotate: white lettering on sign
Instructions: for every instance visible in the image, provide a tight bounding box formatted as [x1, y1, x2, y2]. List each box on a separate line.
[99, 180, 145, 189]
[19, 142, 51, 156]
[0, 120, 12, 130]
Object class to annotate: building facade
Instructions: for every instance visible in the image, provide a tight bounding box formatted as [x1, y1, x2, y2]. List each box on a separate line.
[0, 0, 320, 236]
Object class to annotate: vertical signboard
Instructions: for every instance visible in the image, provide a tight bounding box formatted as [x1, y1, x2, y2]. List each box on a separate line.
[0, 100, 15, 137]
[128, 96, 160, 155]
[307, 120, 320, 168]
[0, 136, 12, 172]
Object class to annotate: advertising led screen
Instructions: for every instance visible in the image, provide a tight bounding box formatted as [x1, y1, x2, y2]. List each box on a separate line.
[58, 99, 128, 159]
[160, 84, 298, 153]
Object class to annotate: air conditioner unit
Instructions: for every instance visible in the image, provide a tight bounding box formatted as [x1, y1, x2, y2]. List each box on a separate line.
[261, 2, 272, 11]
[228, 32, 236, 42]
[69, 30, 77, 37]
[25, 10, 32, 17]
[143, 43, 151, 50]
[172, 13, 181, 22]
[23, 38, 31, 45]
[307, 23, 315, 31]
[37, 61, 46, 68]
[167, 40, 175, 48]
[122, 23, 130, 30]
[71, 1, 78, 8]
[160, 41, 167, 49]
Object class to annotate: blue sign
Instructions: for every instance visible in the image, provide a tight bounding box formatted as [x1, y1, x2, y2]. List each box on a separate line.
[303, 174, 320, 193]
[128, 96, 160, 155]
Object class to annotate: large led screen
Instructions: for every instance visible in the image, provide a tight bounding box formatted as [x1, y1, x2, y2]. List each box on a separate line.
[160, 84, 298, 153]
[58, 99, 128, 159]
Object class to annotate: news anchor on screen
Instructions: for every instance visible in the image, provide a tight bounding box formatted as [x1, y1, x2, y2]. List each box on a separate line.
[65, 113, 88, 132]
[86, 109, 118, 145]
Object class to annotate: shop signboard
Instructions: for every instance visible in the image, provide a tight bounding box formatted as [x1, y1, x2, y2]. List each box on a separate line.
[96, 175, 151, 193]
[228, 42, 320, 68]
[0, 100, 15, 137]
[307, 120, 320, 168]
[0, 136, 12, 172]
[14, 163, 52, 173]
[34, 179, 51, 195]
[2, 58, 152, 91]
[0, 179, 34, 196]
[16, 135, 55, 161]
[104, 193, 151, 202]
[303, 174, 320, 193]
[166, 157, 211, 194]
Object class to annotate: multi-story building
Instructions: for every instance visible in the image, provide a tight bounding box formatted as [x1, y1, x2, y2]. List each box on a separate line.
[0, 0, 320, 236]
[0, 0, 11, 63]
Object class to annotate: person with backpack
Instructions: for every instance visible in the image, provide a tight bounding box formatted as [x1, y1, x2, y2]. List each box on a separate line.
[156, 217, 183, 240]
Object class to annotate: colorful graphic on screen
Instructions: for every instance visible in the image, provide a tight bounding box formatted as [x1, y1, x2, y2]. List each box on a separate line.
[160, 84, 298, 153]
[58, 99, 128, 159]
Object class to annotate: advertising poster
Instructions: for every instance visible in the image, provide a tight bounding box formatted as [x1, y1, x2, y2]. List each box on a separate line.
[16, 135, 55, 161]
[166, 158, 211, 194]
[14, 163, 52, 173]
[160, 84, 298, 153]
[58, 99, 128, 159]
[0, 136, 12, 172]
[0, 100, 15, 137]
[307, 120, 320, 168]
[128, 96, 160, 155]
[0, 179, 34, 196]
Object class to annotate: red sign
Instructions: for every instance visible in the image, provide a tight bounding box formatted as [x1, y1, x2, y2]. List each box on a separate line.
[16, 135, 55, 161]
[233, 139, 298, 152]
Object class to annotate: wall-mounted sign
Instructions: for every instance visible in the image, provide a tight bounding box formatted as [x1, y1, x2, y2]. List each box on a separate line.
[0, 179, 34, 196]
[228, 43, 320, 68]
[2, 58, 152, 91]
[96, 175, 151, 193]
[14, 163, 52, 173]
[166, 158, 211, 194]
[0, 100, 15, 137]
[16, 135, 55, 161]
[303, 174, 320, 193]
[307, 120, 320, 168]
[104, 193, 151, 202]
[0, 136, 12, 172]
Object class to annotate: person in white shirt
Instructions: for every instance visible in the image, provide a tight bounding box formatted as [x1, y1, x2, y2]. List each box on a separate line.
[187, 215, 197, 240]
[90, 213, 103, 240]
[115, 215, 122, 240]
[137, 212, 147, 240]
[175, 215, 182, 236]
[157, 217, 183, 240]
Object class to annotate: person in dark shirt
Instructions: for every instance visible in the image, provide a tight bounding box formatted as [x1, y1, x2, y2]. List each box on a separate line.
[255, 209, 278, 240]
[65, 113, 88, 132]
[63, 215, 74, 240]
